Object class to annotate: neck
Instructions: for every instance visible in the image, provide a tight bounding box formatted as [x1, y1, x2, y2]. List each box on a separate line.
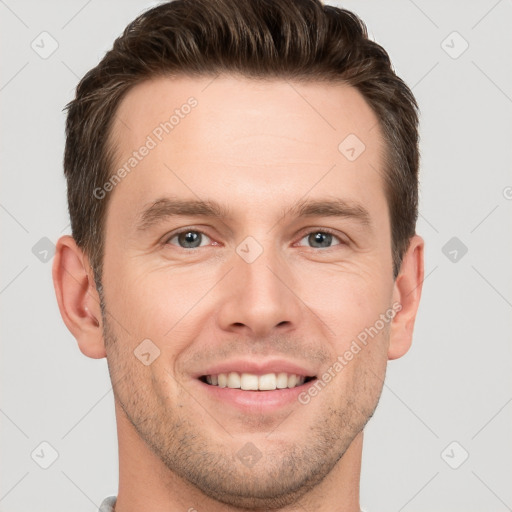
[114, 400, 362, 512]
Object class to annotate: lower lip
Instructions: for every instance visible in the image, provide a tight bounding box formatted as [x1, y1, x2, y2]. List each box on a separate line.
[194, 378, 317, 413]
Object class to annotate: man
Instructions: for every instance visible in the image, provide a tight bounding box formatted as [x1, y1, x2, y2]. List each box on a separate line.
[52, 0, 424, 510]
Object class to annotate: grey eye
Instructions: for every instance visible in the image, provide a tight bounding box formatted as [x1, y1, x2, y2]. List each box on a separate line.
[298, 231, 342, 249]
[168, 230, 211, 249]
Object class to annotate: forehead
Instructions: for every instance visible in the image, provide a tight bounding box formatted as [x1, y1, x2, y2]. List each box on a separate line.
[106, 75, 387, 226]
[112, 74, 382, 156]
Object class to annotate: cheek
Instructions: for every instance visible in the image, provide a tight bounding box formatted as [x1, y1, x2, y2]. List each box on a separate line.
[298, 266, 393, 345]
[103, 306, 183, 417]
[103, 259, 215, 350]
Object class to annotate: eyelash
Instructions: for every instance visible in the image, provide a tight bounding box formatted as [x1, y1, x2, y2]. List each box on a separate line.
[163, 227, 347, 250]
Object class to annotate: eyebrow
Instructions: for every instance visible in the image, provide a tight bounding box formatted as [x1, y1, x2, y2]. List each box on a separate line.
[135, 195, 372, 232]
[136, 197, 233, 232]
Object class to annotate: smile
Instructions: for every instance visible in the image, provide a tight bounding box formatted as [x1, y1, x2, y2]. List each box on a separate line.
[199, 372, 316, 391]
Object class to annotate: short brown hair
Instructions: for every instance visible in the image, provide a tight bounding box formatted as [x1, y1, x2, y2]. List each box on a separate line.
[64, 0, 419, 288]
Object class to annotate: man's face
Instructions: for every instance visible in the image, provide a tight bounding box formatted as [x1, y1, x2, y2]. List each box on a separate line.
[101, 75, 395, 507]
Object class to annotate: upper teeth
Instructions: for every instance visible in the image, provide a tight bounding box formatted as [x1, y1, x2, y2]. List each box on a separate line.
[205, 372, 306, 390]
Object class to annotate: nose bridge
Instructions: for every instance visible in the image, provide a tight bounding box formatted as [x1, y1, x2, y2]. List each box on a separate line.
[237, 235, 287, 300]
[216, 232, 302, 337]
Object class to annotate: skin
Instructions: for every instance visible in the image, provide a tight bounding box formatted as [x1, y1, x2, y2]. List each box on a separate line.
[53, 75, 424, 512]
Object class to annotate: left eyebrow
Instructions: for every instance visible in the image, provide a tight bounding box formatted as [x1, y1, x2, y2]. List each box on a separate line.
[287, 198, 372, 228]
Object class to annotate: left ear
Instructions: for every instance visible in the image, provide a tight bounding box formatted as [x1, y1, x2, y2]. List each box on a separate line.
[388, 234, 425, 360]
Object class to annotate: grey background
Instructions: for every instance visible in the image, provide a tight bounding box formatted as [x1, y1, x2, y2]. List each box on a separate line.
[1, 0, 511, 511]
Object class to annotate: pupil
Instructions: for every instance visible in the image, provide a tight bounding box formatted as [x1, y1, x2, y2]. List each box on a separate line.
[179, 231, 201, 248]
[310, 232, 331, 248]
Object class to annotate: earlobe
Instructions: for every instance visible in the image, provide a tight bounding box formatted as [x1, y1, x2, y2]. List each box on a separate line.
[388, 235, 425, 360]
[52, 235, 106, 359]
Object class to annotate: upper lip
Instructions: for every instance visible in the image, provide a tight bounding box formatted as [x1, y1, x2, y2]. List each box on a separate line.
[193, 358, 317, 378]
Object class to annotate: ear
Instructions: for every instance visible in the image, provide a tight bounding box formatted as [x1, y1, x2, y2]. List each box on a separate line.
[388, 234, 425, 360]
[52, 235, 106, 359]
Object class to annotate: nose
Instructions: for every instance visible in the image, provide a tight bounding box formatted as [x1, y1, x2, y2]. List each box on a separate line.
[215, 242, 303, 339]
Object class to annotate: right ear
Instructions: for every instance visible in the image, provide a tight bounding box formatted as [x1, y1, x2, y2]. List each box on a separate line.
[52, 235, 106, 359]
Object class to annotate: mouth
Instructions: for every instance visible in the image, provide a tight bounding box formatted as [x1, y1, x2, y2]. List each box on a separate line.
[198, 372, 317, 391]
[192, 359, 319, 412]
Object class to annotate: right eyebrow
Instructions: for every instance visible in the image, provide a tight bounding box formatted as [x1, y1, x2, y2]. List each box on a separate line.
[135, 197, 233, 232]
